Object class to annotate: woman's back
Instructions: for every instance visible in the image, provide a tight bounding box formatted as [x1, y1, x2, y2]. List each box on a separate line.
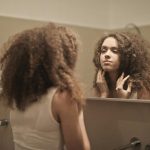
[10, 88, 63, 150]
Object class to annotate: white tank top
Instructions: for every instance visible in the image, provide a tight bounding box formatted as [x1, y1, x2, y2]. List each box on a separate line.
[10, 88, 63, 150]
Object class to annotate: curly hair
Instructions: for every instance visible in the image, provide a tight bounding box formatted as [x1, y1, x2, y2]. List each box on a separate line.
[93, 31, 150, 97]
[0, 22, 84, 111]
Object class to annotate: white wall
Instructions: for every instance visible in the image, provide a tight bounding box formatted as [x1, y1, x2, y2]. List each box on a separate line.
[0, 0, 111, 29]
[0, 0, 150, 29]
[110, 0, 150, 29]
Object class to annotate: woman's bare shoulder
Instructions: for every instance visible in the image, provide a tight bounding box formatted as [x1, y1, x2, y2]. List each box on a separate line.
[53, 89, 79, 114]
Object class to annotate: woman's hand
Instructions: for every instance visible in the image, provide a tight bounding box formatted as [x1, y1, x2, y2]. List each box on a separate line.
[96, 70, 109, 97]
[116, 72, 132, 98]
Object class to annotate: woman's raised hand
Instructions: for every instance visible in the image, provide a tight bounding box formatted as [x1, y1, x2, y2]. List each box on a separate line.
[116, 72, 132, 98]
[96, 70, 109, 97]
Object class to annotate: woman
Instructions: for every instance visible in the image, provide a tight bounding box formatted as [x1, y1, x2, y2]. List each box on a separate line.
[0, 23, 90, 150]
[93, 32, 150, 99]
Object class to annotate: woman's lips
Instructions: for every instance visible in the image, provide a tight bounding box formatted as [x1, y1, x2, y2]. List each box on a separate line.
[103, 60, 112, 64]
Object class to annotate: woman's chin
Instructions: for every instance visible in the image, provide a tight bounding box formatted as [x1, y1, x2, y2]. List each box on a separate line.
[103, 68, 117, 72]
[103, 68, 112, 72]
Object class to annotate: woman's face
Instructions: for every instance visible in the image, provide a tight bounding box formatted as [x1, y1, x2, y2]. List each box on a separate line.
[100, 37, 120, 72]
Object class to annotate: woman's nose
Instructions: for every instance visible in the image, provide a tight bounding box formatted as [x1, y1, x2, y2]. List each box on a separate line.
[105, 55, 110, 59]
[104, 50, 111, 58]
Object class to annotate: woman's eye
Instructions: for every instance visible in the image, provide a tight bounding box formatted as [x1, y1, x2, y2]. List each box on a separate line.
[111, 48, 119, 53]
[101, 48, 107, 53]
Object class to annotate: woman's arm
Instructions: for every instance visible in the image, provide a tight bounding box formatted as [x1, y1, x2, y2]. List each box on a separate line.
[52, 91, 90, 150]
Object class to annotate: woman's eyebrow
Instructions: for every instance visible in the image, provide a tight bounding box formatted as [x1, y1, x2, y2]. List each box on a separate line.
[110, 46, 118, 49]
[101, 46, 107, 49]
[101, 46, 118, 49]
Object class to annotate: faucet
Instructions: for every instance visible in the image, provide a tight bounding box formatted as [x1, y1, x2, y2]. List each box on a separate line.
[113, 137, 141, 150]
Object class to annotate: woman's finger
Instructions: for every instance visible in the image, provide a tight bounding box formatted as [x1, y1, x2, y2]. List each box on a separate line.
[122, 75, 130, 83]
[117, 72, 124, 82]
[101, 70, 105, 77]
[120, 72, 125, 80]
[116, 74, 130, 90]
[97, 70, 105, 82]
[127, 82, 132, 93]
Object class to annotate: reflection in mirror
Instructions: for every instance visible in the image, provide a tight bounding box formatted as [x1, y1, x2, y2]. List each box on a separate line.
[1, 1, 150, 100]
[92, 31, 150, 99]
[1, 16, 150, 100]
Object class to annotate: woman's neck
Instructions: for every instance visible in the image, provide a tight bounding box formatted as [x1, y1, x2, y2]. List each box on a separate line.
[107, 71, 119, 88]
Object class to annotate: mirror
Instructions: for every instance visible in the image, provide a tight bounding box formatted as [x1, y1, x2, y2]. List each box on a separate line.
[0, 1, 150, 99]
